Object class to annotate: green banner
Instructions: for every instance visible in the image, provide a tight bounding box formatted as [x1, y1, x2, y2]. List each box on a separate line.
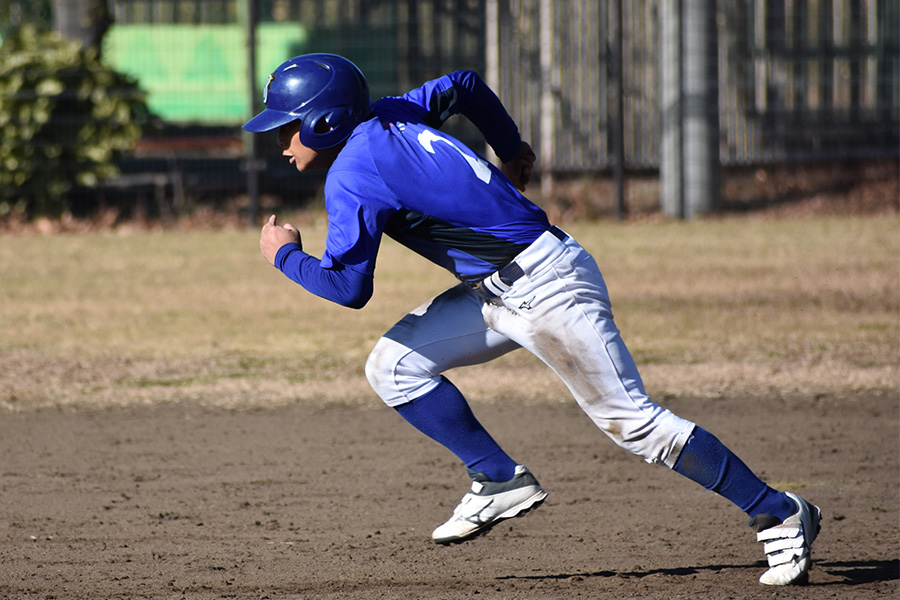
[104, 24, 308, 124]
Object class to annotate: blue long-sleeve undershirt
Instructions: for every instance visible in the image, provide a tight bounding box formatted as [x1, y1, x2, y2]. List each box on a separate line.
[445, 70, 522, 163]
[274, 243, 373, 309]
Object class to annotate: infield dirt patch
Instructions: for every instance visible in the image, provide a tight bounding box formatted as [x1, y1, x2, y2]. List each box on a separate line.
[0, 391, 896, 599]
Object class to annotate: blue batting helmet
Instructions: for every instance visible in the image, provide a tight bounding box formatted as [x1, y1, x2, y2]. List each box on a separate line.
[243, 54, 372, 149]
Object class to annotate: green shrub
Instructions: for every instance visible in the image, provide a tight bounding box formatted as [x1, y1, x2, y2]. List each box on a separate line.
[0, 25, 150, 218]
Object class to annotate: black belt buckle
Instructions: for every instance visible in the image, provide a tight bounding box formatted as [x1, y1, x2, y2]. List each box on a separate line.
[470, 280, 495, 302]
[470, 227, 564, 302]
[496, 261, 525, 286]
[471, 261, 524, 301]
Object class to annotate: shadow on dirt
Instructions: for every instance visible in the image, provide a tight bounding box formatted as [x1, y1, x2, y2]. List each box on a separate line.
[818, 559, 900, 586]
[497, 562, 757, 581]
[497, 558, 900, 586]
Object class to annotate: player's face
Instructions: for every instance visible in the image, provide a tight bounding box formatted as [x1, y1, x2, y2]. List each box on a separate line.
[277, 120, 334, 172]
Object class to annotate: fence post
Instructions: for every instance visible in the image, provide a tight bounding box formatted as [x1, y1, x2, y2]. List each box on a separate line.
[539, 0, 555, 200]
[661, 0, 720, 218]
[661, 0, 684, 218]
[240, 0, 260, 227]
[52, 0, 111, 54]
[683, 0, 720, 217]
[485, 0, 500, 163]
[609, 0, 626, 220]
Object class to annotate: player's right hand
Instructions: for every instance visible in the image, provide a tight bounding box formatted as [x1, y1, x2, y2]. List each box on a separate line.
[260, 214, 301, 267]
[501, 142, 536, 192]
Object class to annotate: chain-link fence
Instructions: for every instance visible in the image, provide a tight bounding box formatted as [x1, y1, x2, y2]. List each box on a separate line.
[1, 0, 898, 217]
[496, 0, 898, 171]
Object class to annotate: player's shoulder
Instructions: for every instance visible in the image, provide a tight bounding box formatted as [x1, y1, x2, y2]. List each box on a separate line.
[327, 122, 388, 187]
[330, 124, 378, 171]
[372, 94, 429, 126]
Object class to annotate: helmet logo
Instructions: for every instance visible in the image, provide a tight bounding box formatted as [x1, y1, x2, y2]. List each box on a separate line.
[263, 73, 276, 105]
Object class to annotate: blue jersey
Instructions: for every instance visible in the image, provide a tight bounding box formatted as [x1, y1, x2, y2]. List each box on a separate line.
[275, 70, 551, 306]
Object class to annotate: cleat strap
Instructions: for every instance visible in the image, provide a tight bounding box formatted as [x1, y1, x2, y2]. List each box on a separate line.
[764, 537, 804, 553]
[766, 548, 805, 567]
[757, 526, 800, 541]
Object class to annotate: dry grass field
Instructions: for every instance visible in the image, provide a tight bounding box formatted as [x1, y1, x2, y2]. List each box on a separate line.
[1, 213, 896, 411]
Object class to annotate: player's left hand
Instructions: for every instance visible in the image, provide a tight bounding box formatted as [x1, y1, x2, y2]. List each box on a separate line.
[501, 142, 536, 191]
[260, 214, 301, 266]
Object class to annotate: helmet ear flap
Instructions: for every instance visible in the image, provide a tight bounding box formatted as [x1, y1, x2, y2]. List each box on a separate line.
[323, 107, 349, 130]
[300, 107, 355, 147]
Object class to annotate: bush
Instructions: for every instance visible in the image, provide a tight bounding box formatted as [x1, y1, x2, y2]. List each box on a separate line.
[0, 25, 149, 218]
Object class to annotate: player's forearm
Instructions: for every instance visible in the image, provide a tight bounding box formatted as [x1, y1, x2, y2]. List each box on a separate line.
[274, 243, 373, 309]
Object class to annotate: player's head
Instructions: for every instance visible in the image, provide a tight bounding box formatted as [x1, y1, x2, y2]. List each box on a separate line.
[243, 54, 371, 150]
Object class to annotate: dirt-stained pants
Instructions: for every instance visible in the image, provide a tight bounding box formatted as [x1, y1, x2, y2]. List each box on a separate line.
[365, 229, 695, 468]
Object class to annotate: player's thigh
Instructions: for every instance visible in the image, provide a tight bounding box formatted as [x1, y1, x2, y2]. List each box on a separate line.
[366, 284, 518, 403]
[487, 249, 643, 403]
[484, 248, 692, 465]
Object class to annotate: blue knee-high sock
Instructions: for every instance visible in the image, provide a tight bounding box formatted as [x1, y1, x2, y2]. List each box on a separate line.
[394, 377, 518, 482]
[674, 427, 795, 521]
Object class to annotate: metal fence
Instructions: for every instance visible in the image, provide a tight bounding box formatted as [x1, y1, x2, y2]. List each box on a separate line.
[493, 0, 899, 171]
[2, 0, 898, 210]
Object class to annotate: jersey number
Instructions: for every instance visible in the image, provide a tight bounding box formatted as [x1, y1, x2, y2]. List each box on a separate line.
[417, 129, 492, 184]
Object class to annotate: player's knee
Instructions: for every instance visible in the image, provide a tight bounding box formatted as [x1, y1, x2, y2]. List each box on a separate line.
[366, 336, 438, 407]
[365, 337, 396, 401]
[611, 412, 695, 469]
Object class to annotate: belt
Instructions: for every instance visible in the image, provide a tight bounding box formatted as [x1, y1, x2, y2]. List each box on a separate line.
[470, 226, 567, 301]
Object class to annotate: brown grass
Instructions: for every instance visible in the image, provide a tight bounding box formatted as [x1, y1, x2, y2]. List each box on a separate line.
[0, 213, 897, 412]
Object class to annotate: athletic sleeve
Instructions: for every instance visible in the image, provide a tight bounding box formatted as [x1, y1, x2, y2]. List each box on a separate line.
[274, 243, 374, 309]
[385, 70, 523, 162]
[318, 152, 397, 276]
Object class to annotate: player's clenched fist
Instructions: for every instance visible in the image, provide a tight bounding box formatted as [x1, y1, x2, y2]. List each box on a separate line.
[260, 214, 300, 266]
[501, 141, 536, 191]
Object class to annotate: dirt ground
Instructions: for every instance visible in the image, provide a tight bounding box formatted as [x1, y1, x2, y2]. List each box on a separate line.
[0, 391, 897, 600]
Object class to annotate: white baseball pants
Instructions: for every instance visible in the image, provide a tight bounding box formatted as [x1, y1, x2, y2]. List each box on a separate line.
[365, 229, 695, 468]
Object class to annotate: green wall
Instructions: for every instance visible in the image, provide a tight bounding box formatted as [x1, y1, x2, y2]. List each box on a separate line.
[104, 24, 308, 124]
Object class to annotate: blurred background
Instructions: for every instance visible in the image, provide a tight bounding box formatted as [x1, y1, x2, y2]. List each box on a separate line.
[1, 0, 897, 226]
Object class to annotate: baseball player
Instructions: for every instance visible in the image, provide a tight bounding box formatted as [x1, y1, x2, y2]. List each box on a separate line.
[245, 54, 821, 586]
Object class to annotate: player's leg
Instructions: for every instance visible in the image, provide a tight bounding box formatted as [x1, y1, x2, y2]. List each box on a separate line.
[365, 284, 521, 481]
[483, 229, 819, 583]
[366, 284, 547, 543]
[394, 375, 517, 481]
[674, 426, 821, 585]
[673, 427, 795, 519]
[482, 233, 694, 468]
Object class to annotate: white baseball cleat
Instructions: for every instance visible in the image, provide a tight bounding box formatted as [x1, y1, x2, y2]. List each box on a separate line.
[431, 464, 547, 544]
[751, 492, 822, 586]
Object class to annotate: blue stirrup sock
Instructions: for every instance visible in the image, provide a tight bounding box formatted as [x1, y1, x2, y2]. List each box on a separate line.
[394, 376, 518, 482]
[674, 426, 795, 522]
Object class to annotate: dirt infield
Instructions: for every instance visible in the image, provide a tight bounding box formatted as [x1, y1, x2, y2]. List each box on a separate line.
[0, 391, 896, 599]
